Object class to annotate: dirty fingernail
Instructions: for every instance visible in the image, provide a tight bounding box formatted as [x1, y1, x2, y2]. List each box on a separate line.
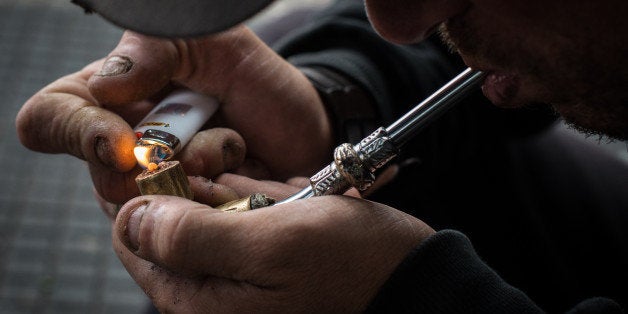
[126, 203, 148, 251]
[95, 136, 115, 168]
[222, 140, 244, 171]
[97, 55, 133, 76]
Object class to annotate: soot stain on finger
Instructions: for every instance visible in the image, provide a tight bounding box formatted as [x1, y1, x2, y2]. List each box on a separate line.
[95, 136, 115, 168]
[222, 140, 244, 171]
[194, 175, 215, 197]
[150, 264, 159, 272]
[96, 55, 133, 77]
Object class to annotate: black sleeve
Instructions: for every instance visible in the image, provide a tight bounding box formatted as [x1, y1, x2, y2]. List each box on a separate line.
[367, 231, 623, 314]
[366, 230, 544, 313]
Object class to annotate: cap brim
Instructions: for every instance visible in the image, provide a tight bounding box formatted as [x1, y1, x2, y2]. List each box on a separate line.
[74, 0, 275, 37]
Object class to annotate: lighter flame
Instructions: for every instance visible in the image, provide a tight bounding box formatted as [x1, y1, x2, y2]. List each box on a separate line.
[134, 140, 174, 169]
[134, 145, 153, 169]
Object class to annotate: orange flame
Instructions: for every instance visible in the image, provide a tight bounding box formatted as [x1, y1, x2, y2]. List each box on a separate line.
[134, 145, 152, 169]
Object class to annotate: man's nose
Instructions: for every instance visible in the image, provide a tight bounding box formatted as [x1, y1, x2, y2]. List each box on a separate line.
[366, 0, 471, 43]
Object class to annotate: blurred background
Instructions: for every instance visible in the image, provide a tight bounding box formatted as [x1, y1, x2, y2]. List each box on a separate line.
[0, 0, 625, 314]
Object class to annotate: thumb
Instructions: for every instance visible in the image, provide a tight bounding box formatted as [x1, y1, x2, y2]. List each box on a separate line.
[88, 31, 177, 106]
[115, 195, 250, 276]
[88, 26, 264, 107]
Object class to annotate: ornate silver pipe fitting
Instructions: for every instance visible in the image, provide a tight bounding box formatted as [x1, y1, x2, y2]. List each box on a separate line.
[277, 127, 398, 204]
[277, 68, 485, 205]
[311, 127, 398, 196]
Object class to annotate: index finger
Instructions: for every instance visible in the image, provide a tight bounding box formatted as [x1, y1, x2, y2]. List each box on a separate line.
[16, 61, 137, 172]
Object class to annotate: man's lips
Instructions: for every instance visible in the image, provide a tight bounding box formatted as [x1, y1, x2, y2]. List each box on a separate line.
[459, 54, 522, 107]
[481, 72, 520, 107]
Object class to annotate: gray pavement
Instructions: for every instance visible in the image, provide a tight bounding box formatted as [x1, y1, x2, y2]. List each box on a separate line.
[0, 2, 148, 314]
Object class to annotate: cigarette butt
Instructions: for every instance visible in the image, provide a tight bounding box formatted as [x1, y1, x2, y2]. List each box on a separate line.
[215, 193, 275, 212]
[135, 160, 193, 200]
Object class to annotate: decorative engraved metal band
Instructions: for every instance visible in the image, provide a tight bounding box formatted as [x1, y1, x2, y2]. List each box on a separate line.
[310, 164, 351, 196]
[355, 127, 399, 172]
[309, 127, 399, 196]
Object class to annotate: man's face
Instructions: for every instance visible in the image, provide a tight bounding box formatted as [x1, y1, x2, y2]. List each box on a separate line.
[365, 0, 628, 140]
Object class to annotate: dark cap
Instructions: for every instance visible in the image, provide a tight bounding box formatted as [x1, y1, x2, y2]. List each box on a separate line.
[72, 0, 275, 38]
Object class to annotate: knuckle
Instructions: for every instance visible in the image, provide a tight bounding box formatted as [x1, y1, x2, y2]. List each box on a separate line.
[90, 166, 140, 204]
[17, 89, 97, 159]
[66, 105, 98, 159]
[249, 222, 313, 270]
[159, 209, 197, 266]
[181, 128, 246, 176]
[16, 93, 52, 151]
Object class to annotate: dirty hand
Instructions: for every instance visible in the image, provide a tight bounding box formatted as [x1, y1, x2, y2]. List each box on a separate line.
[16, 26, 333, 204]
[113, 174, 434, 313]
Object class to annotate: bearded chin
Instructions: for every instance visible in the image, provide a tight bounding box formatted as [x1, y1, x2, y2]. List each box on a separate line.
[556, 100, 628, 142]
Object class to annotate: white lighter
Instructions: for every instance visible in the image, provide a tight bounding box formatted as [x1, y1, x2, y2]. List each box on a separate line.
[133, 90, 219, 168]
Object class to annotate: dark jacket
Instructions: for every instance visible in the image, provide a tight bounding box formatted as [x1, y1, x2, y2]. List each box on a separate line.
[270, 0, 628, 312]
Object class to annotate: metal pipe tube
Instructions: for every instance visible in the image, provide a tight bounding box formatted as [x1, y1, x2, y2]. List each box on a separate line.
[277, 68, 485, 205]
[386, 68, 485, 146]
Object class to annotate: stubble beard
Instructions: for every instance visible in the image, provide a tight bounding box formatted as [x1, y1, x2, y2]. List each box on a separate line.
[438, 13, 628, 141]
